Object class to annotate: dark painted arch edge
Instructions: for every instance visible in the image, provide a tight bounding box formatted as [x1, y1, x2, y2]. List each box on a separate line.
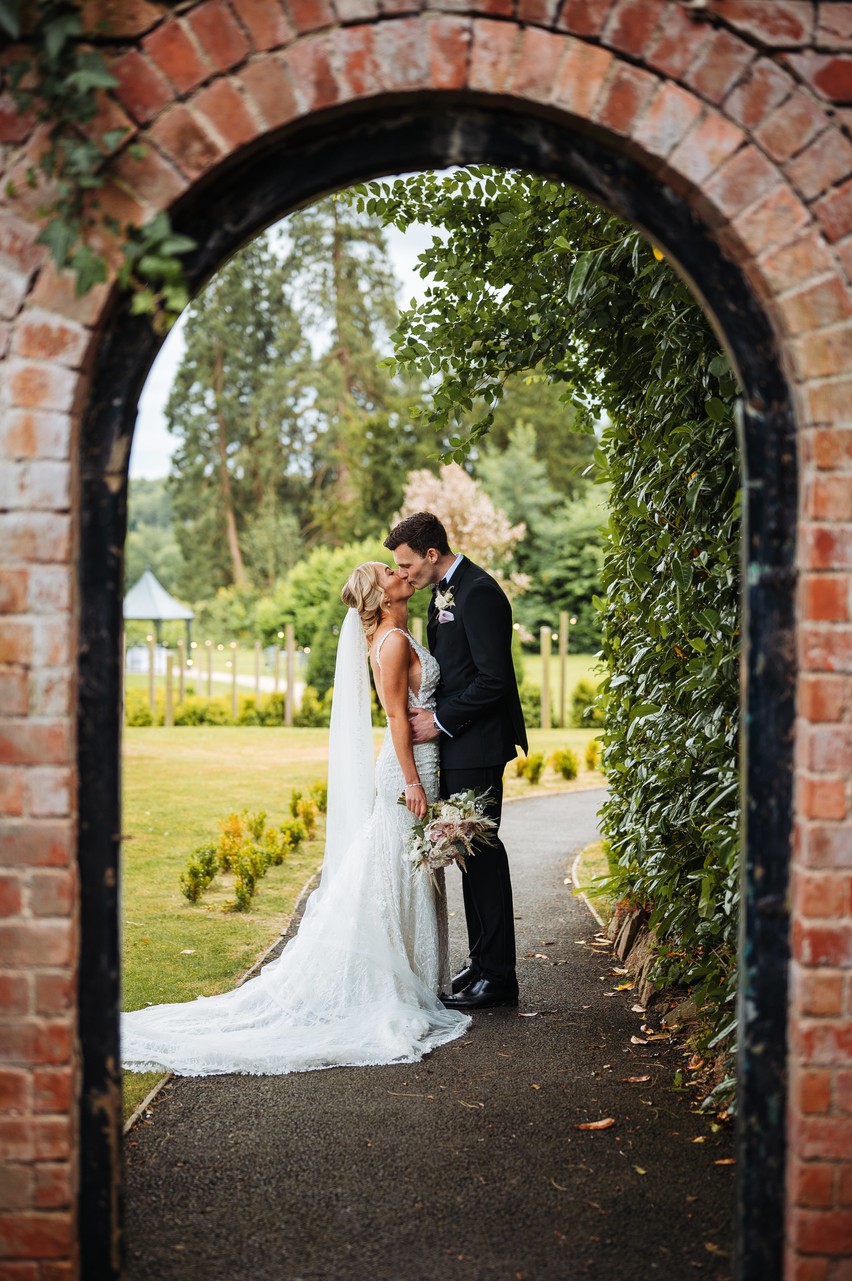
[77, 100, 795, 1281]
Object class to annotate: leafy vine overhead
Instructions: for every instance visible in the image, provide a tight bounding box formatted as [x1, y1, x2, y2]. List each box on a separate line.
[349, 169, 742, 1063]
[1, 0, 193, 329]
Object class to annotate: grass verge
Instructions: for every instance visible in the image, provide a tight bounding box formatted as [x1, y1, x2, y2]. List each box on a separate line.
[571, 838, 614, 922]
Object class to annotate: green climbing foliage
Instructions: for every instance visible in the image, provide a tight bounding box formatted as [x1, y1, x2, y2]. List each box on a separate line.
[4, 0, 193, 328]
[348, 167, 742, 1044]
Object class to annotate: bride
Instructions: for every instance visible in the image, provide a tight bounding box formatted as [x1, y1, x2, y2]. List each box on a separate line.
[121, 562, 470, 1076]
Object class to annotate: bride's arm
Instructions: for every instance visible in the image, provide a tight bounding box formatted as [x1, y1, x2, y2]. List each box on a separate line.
[373, 633, 428, 819]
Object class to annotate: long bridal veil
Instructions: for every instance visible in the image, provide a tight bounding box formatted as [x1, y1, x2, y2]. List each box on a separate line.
[121, 608, 469, 1076]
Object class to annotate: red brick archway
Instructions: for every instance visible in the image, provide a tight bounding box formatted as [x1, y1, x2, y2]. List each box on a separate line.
[2, 5, 851, 1279]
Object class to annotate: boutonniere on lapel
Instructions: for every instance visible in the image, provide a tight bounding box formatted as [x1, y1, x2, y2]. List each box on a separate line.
[435, 584, 456, 623]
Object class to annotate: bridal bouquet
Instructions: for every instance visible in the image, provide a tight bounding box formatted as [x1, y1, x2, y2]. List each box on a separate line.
[399, 789, 497, 881]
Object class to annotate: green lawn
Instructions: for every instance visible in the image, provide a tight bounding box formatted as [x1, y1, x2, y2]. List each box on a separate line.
[121, 721, 605, 1119]
[520, 650, 600, 692]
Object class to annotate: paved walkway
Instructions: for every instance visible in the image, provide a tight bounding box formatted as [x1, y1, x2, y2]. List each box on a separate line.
[125, 789, 734, 1280]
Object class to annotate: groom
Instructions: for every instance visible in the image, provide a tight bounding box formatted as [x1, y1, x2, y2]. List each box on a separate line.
[385, 511, 528, 1010]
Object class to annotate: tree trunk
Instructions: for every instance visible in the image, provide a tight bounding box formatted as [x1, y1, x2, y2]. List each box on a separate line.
[213, 344, 248, 587]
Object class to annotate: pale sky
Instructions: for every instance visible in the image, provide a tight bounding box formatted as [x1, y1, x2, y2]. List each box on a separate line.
[129, 219, 440, 480]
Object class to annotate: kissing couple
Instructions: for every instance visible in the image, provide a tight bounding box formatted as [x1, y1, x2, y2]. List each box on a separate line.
[122, 511, 528, 1076]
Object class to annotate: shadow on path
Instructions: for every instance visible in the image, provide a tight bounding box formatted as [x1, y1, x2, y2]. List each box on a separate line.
[125, 789, 734, 1280]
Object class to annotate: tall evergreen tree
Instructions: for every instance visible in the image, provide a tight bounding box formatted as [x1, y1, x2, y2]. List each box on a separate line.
[165, 235, 310, 598]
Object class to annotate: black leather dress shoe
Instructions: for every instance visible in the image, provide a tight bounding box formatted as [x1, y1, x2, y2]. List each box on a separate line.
[451, 963, 479, 994]
[440, 977, 519, 1010]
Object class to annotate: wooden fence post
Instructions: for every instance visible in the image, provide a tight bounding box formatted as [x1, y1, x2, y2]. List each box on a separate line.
[285, 624, 295, 727]
[558, 610, 568, 729]
[412, 617, 423, 646]
[540, 626, 551, 730]
[230, 642, 238, 720]
[255, 640, 261, 701]
[164, 653, 174, 728]
[205, 640, 213, 696]
[177, 638, 186, 704]
[147, 634, 156, 718]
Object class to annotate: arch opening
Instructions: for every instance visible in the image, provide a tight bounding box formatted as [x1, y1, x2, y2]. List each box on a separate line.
[78, 100, 796, 1281]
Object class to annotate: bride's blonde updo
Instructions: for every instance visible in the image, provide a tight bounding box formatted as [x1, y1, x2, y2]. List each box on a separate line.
[341, 562, 387, 647]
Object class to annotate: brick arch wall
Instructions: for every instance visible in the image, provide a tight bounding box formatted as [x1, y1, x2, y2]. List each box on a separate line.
[0, 3, 850, 1277]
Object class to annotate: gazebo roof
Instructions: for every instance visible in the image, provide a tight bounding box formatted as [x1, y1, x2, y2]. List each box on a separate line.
[123, 570, 194, 622]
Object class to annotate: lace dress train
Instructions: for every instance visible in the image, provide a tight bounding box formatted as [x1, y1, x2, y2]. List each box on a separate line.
[121, 627, 469, 1076]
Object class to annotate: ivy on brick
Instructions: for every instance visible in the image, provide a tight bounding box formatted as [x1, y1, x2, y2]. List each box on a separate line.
[2, 0, 193, 328]
[349, 168, 741, 1055]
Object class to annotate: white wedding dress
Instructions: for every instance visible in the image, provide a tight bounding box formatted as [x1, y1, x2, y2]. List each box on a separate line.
[121, 612, 470, 1076]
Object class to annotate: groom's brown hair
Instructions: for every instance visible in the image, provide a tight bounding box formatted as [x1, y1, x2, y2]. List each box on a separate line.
[384, 511, 451, 557]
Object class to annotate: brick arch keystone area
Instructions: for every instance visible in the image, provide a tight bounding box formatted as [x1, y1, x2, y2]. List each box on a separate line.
[1, 4, 851, 1279]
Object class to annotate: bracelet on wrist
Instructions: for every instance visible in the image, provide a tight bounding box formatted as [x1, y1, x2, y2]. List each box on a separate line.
[404, 782, 423, 791]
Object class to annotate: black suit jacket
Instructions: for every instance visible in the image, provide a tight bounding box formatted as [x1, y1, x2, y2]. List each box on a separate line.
[427, 557, 528, 770]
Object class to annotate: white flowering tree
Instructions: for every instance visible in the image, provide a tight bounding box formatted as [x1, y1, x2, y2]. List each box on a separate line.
[396, 463, 527, 594]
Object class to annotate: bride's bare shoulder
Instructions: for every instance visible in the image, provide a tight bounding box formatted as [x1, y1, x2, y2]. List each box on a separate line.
[372, 627, 410, 667]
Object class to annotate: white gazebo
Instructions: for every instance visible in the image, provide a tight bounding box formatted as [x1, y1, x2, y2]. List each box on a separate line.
[123, 570, 194, 647]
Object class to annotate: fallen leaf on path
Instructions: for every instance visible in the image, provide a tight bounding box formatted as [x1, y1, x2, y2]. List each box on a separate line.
[610, 966, 630, 975]
[518, 1012, 539, 1018]
[714, 1158, 736, 1165]
[624, 1075, 651, 1083]
[688, 1054, 705, 1070]
[692, 1136, 706, 1143]
[577, 1118, 616, 1130]
[387, 1091, 428, 1097]
[179, 949, 195, 955]
[531, 1084, 542, 1090]
[550, 1178, 569, 1191]
[705, 1243, 729, 1257]
[633, 1166, 647, 1175]
[458, 1100, 485, 1109]
[630, 1036, 647, 1045]
[631, 1004, 646, 1013]
[615, 982, 634, 990]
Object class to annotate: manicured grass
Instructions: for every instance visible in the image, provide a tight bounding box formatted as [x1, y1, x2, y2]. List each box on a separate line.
[121, 722, 605, 1118]
[520, 651, 600, 693]
[572, 838, 615, 921]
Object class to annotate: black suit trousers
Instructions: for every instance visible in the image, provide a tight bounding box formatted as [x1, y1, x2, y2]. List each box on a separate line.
[441, 764, 516, 983]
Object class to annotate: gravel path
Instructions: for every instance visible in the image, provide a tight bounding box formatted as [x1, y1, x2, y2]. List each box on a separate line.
[125, 788, 734, 1280]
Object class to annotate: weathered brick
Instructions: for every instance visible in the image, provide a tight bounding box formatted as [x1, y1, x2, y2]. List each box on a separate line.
[284, 33, 341, 112]
[0, 874, 23, 917]
[229, 0, 293, 50]
[594, 62, 658, 137]
[800, 776, 848, 820]
[25, 769, 71, 821]
[283, 0, 335, 31]
[33, 1164, 71, 1210]
[0, 462, 71, 513]
[0, 923, 73, 970]
[631, 82, 704, 161]
[4, 360, 78, 415]
[713, 1, 812, 48]
[683, 27, 755, 105]
[802, 723, 852, 774]
[754, 90, 828, 164]
[237, 58, 299, 128]
[33, 975, 72, 1018]
[759, 233, 836, 295]
[9, 310, 89, 370]
[510, 26, 568, 103]
[724, 57, 794, 131]
[33, 1069, 73, 1115]
[469, 17, 521, 94]
[0, 622, 33, 668]
[789, 1157, 836, 1208]
[0, 264, 33, 324]
[0, 673, 29, 720]
[731, 183, 809, 258]
[29, 670, 73, 718]
[797, 968, 845, 1017]
[643, 3, 709, 79]
[799, 821, 852, 869]
[815, 177, 852, 243]
[0, 822, 71, 870]
[552, 38, 614, 120]
[0, 1210, 72, 1258]
[110, 50, 174, 125]
[795, 1066, 834, 1114]
[192, 79, 260, 150]
[668, 111, 745, 187]
[0, 723, 70, 768]
[793, 1208, 852, 1254]
[787, 53, 852, 106]
[797, 867, 850, 915]
[26, 262, 108, 327]
[0, 1163, 33, 1212]
[144, 20, 211, 95]
[111, 142, 188, 212]
[793, 919, 852, 967]
[427, 16, 472, 93]
[799, 673, 848, 721]
[374, 18, 429, 93]
[779, 278, 852, 335]
[0, 768, 25, 818]
[600, 0, 663, 58]
[705, 145, 782, 220]
[787, 128, 852, 203]
[802, 571, 851, 619]
[187, 0, 251, 72]
[28, 870, 74, 918]
[556, 0, 616, 38]
[149, 104, 226, 181]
